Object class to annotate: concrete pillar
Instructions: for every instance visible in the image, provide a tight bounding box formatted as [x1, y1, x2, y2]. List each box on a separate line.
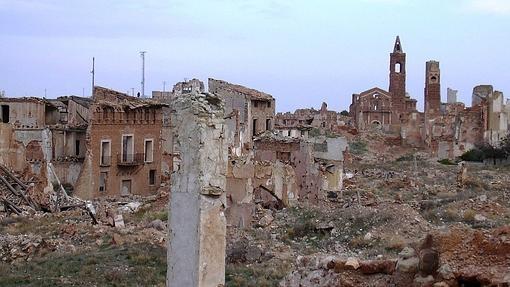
[167, 92, 227, 287]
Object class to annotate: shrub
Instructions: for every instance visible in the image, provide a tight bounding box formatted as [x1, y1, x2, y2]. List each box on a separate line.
[384, 235, 407, 251]
[309, 128, 321, 138]
[349, 140, 368, 155]
[396, 154, 414, 162]
[437, 158, 457, 165]
[460, 148, 485, 162]
[463, 209, 476, 222]
[349, 235, 370, 249]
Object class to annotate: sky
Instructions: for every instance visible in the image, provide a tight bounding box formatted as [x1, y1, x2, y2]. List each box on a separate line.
[1, 0, 509, 112]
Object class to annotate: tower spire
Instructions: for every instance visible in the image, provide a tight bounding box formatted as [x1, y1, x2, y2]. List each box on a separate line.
[393, 36, 403, 53]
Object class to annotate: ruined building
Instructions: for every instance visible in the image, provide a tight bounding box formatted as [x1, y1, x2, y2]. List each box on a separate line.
[209, 78, 275, 156]
[75, 87, 166, 199]
[350, 36, 418, 132]
[275, 102, 351, 138]
[348, 36, 510, 159]
[152, 78, 205, 101]
[0, 96, 91, 210]
[0, 85, 169, 204]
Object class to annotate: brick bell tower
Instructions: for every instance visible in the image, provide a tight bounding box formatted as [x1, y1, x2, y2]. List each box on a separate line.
[389, 36, 406, 117]
[424, 61, 441, 115]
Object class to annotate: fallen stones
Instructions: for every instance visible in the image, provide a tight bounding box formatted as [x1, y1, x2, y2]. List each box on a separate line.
[118, 201, 142, 213]
[474, 214, 487, 222]
[111, 233, 124, 245]
[437, 264, 454, 281]
[227, 238, 265, 264]
[359, 259, 396, 275]
[396, 247, 419, 273]
[344, 257, 360, 270]
[113, 214, 125, 228]
[396, 256, 419, 273]
[258, 213, 274, 227]
[147, 219, 166, 231]
[245, 245, 263, 262]
[0, 234, 55, 263]
[414, 274, 434, 287]
[419, 248, 439, 275]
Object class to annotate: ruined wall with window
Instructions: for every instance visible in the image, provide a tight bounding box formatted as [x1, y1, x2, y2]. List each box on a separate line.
[253, 133, 346, 205]
[74, 87, 165, 199]
[275, 102, 349, 138]
[425, 104, 485, 159]
[208, 78, 275, 156]
[350, 88, 394, 131]
[0, 96, 91, 200]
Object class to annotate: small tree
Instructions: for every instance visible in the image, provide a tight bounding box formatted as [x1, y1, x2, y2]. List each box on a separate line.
[499, 133, 510, 158]
[340, 110, 349, 116]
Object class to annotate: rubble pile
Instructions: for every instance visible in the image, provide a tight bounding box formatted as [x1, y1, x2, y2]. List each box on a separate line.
[0, 164, 37, 215]
[0, 234, 55, 263]
[225, 130, 510, 286]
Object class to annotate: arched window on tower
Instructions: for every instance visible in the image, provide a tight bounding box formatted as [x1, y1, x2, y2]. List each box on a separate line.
[395, 63, 401, 73]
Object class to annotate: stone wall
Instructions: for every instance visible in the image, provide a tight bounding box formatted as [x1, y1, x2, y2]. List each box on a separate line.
[168, 91, 227, 287]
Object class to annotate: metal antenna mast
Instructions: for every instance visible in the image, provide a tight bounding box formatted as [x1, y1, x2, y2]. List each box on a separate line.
[140, 51, 146, 98]
[91, 57, 95, 97]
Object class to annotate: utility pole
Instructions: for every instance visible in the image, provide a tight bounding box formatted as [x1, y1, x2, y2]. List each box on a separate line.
[91, 57, 95, 97]
[140, 51, 146, 98]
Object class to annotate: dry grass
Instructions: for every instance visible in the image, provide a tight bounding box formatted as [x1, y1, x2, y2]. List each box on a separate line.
[463, 209, 476, 222]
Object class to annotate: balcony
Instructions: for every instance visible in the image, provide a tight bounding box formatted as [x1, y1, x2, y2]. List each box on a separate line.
[117, 153, 144, 166]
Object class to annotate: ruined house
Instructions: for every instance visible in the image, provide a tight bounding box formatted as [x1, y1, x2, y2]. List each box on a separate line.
[0, 96, 91, 209]
[225, 131, 347, 228]
[275, 102, 351, 138]
[74, 87, 166, 199]
[420, 63, 510, 158]
[208, 78, 275, 156]
[152, 78, 205, 101]
[254, 133, 346, 204]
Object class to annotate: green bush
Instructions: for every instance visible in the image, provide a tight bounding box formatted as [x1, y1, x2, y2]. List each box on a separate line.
[460, 148, 484, 162]
[349, 140, 368, 155]
[437, 158, 457, 165]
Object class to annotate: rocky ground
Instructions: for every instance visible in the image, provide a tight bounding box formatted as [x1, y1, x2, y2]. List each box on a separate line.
[1, 134, 510, 286]
[225, 135, 510, 287]
[0, 193, 169, 286]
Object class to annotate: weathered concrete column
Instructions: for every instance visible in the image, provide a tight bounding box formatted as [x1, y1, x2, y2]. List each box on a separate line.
[168, 92, 227, 287]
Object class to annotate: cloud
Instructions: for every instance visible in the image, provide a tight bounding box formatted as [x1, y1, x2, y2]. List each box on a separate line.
[464, 0, 510, 15]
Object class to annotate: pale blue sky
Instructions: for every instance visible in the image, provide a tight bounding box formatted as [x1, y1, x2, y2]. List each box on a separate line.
[1, 0, 509, 112]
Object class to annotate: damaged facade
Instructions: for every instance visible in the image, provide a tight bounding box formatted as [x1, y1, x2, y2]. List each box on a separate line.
[350, 36, 418, 133]
[0, 96, 90, 211]
[0, 86, 168, 211]
[209, 78, 275, 156]
[349, 36, 510, 159]
[202, 79, 348, 228]
[75, 87, 166, 199]
[275, 102, 352, 138]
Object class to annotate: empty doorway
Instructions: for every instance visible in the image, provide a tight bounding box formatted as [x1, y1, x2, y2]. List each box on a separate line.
[121, 180, 132, 196]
